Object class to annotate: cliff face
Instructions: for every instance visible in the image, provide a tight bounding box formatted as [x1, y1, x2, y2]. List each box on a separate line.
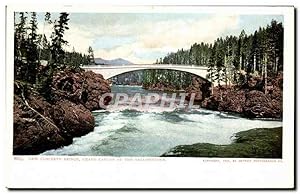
[13, 69, 111, 155]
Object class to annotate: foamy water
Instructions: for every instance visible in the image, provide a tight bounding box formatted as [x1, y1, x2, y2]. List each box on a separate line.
[42, 85, 282, 156]
[42, 108, 282, 156]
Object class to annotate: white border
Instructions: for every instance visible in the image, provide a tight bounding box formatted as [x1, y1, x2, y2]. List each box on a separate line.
[5, 5, 295, 189]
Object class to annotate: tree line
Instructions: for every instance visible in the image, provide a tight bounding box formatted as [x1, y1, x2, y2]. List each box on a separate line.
[14, 12, 94, 100]
[143, 20, 283, 92]
[142, 69, 192, 90]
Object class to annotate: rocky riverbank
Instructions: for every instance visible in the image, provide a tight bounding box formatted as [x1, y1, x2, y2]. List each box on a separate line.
[201, 74, 283, 119]
[143, 73, 283, 119]
[161, 127, 282, 158]
[13, 68, 111, 155]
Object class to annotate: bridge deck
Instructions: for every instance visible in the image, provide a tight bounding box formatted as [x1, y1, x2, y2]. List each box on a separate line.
[82, 64, 208, 70]
[81, 64, 216, 83]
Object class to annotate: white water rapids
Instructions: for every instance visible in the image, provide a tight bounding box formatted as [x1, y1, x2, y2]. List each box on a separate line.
[42, 85, 282, 156]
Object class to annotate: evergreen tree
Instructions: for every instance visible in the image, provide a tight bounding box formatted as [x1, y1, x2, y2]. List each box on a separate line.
[215, 38, 225, 87]
[266, 20, 283, 75]
[14, 12, 28, 80]
[38, 12, 52, 63]
[14, 11, 90, 100]
[88, 46, 95, 65]
[50, 12, 70, 70]
[45, 12, 52, 24]
[208, 42, 216, 83]
[251, 31, 259, 74]
[26, 12, 38, 84]
[150, 20, 283, 90]
[39, 12, 70, 100]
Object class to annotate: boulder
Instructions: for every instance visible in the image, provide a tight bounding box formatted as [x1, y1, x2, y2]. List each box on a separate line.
[83, 71, 112, 110]
[243, 90, 281, 118]
[186, 77, 211, 102]
[201, 96, 219, 110]
[53, 100, 95, 139]
[52, 69, 111, 111]
[201, 75, 283, 119]
[218, 89, 246, 113]
[13, 68, 111, 155]
[14, 92, 97, 155]
[13, 95, 68, 155]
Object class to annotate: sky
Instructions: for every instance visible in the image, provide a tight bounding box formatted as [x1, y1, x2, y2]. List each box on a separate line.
[34, 13, 283, 64]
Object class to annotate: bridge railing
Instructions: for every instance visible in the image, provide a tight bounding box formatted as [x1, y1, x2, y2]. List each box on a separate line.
[82, 64, 208, 70]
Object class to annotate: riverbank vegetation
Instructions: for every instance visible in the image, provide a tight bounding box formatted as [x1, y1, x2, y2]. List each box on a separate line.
[162, 127, 282, 158]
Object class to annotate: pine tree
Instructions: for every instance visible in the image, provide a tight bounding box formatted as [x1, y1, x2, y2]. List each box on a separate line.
[14, 12, 28, 80]
[38, 12, 52, 63]
[50, 12, 70, 70]
[251, 31, 259, 74]
[267, 20, 283, 75]
[214, 38, 226, 87]
[243, 35, 253, 84]
[149, 20, 284, 90]
[239, 30, 247, 71]
[207, 43, 217, 94]
[259, 28, 269, 94]
[88, 46, 95, 65]
[26, 12, 38, 84]
[38, 12, 69, 100]
[45, 12, 52, 24]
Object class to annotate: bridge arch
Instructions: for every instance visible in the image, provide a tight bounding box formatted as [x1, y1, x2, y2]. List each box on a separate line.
[107, 68, 211, 84]
[82, 64, 214, 84]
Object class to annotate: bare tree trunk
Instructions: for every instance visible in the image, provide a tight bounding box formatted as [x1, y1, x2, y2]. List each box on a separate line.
[275, 56, 278, 74]
[239, 56, 242, 71]
[253, 54, 256, 73]
[224, 55, 228, 87]
[210, 70, 214, 95]
[264, 55, 268, 95]
[49, 52, 52, 65]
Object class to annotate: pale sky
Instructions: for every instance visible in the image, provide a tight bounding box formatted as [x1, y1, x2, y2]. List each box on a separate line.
[35, 13, 283, 64]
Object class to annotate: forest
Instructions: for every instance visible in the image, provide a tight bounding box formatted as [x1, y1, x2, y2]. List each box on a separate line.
[14, 13, 284, 95]
[142, 20, 283, 91]
[13, 12, 114, 155]
[14, 12, 94, 100]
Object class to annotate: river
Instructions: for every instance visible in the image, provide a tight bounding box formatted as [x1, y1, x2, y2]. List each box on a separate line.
[42, 85, 282, 157]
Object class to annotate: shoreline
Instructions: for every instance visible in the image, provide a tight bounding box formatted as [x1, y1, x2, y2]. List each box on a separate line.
[13, 71, 283, 155]
[161, 127, 282, 158]
[13, 69, 111, 155]
[92, 104, 283, 122]
[134, 88, 283, 120]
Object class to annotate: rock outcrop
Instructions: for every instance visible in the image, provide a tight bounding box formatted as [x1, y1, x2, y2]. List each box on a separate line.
[52, 69, 111, 111]
[185, 77, 211, 102]
[243, 90, 281, 118]
[201, 74, 283, 119]
[13, 95, 68, 155]
[13, 69, 111, 155]
[52, 100, 95, 138]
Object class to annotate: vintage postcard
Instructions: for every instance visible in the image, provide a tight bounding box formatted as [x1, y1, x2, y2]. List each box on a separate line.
[5, 5, 295, 189]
